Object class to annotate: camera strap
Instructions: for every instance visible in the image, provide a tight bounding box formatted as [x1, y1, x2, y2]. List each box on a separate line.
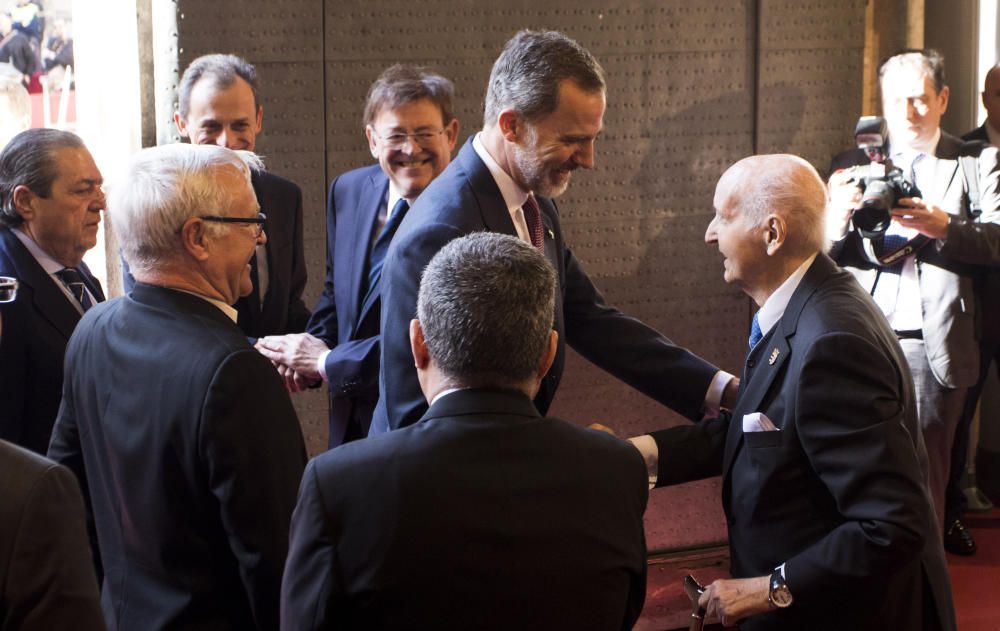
[959, 154, 982, 219]
[873, 234, 932, 267]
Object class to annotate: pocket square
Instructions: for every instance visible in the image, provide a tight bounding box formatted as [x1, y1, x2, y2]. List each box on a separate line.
[742, 412, 778, 433]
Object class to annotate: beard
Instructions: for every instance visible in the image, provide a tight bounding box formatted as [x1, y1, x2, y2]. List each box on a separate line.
[510, 131, 572, 199]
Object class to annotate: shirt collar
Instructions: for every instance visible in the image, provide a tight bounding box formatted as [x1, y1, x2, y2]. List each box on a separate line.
[11, 226, 67, 275]
[472, 132, 530, 212]
[891, 127, 941, 161]
[430, 387, 465, 406]
[755, 253, 817, 337]
[173, 288, 239, 323]
[387, 182, 413, 218]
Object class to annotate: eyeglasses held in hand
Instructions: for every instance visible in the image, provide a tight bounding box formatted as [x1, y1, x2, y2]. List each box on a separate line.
[200, 212, 267, 238]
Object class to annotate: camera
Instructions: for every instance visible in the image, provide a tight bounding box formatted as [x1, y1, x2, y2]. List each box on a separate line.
[842, 116, 920, 239]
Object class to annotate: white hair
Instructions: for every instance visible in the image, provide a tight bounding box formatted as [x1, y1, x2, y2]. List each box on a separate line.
[111, 143, 263, 275]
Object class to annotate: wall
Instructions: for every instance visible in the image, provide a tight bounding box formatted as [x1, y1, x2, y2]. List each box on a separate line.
[153, 1, 865, 627]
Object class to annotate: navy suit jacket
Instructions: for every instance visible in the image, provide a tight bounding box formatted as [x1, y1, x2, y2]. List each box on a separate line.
[307, 164, 388, 446]
[48, 284, 307, 631]
[0, 227, 105, 454]
[122, 169, 309, 339]
[651, 254, 955, 631]
[372, 137, 720, 432]
[281, 388, 648, 631]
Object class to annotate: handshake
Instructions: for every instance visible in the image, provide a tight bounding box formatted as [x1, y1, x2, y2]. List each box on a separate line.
[255, 333, 329, 392]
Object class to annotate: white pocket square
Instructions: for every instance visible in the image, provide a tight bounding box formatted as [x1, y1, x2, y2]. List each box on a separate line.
[742, 412, 778, 433]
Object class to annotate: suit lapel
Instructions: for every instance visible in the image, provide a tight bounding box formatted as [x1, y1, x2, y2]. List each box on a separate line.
[0, 228, 81, 339]
[351, 174, 390, 335]
[456, 139, 519, 238]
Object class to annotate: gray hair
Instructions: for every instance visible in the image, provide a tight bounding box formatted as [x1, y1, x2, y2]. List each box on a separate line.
[417, 232, 556, 389]
[363, 64, 455, 127]
[177, 54, 259, 121]
[717, 154, 828, 255]
[483, 29, 605, 128]
[0, 128, 85, 228]
[879, 49, 946, 94]
[111, 143, 262, 275]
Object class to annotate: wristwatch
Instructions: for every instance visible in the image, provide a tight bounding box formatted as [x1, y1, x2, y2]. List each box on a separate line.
[768, 568, 794, 609]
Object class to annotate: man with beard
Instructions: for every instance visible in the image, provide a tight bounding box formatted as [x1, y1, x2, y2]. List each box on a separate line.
[372, 29, 735, 433]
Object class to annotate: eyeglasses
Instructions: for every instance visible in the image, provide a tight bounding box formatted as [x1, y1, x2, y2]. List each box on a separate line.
[200, 212, 267, 238]
[372, 129, 446, 149]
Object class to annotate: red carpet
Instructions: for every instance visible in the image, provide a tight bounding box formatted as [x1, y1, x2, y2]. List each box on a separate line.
[949, 508, 1000, 630]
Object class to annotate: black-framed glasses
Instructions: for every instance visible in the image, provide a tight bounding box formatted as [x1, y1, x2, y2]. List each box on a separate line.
[371, 129, 446, 149]
[200, 212, 267, 238]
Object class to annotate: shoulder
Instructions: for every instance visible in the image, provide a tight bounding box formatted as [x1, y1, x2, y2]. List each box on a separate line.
[961, 125, 989, 143]
[253, 169, 302, 202]
[0, 441, 75, 508]
[830, 147, 868, 172]
[332, 163, 383, 189]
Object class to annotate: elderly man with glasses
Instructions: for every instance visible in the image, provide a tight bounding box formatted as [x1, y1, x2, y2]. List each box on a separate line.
[257, 63, 459, 448]
[48, 143, 307, 631]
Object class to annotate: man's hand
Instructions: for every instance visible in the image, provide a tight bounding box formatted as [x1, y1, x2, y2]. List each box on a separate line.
[827, 170, 863, 240]
[256, 333, 328, 390]
[892, 197, 950, 240]
[698, 576, 771, 628]
[721, 377, 740, 411]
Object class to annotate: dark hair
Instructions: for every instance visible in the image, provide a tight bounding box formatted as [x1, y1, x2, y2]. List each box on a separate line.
[177, 54, 259, 120]
[484, 29, 605, 127]
[0, 128, 85, 228]
[879, 48, 946, 94]
[363, 64, 455, 127]
[417, 232, 556, 389]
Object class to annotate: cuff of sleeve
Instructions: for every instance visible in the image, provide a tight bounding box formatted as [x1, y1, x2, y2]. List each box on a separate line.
[627, 435, 659, 489]
[317, 349, 330, 382]
[702, 370, 735, 416]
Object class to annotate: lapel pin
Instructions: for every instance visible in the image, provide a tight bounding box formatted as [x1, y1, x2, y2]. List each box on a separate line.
[768, 348, 780, 365]
[547, 228, 554, 240]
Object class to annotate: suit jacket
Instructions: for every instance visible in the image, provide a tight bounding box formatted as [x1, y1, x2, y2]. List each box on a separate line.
[651, 254, 955, 631]
[372, 137, 720, 432]
[281, 388, 648, 631]
[0, 227, 105, 454]
[963, 123, 989, 144]
[48, 283, 307, 631]
[829, 132, 1000, 387]
[121, 169, 310, 339]
[306, 164, 388, 446]
[961, 124, 1000, 344]
[0, 439, 104, 630]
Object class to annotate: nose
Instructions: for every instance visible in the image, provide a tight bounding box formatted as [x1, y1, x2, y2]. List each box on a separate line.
[398, 135, 419, 154]
[905, 98, 918, 120]
[574, 141, 596, 170]
[705, 218, 718, 244]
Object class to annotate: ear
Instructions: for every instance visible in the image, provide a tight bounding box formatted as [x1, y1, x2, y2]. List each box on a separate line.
[938, 85, 950, 114]
[763, 214, 787, 256]
[536, 330, 558, 381]
[174, 111, 190, 139]
[11, 184, 35, 221]
[365, 125, 379, 159]
[179, 217, 211, 262]
[497, 109, 520, 142]
[410, 319, 431, 369]
[443, 117, 460, 152]
[255, 105, 264, 134]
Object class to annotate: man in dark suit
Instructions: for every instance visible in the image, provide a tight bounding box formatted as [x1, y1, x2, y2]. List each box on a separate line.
[372, 29, 736, 434]
[256, 65, 459, 447]
[281, 232, 648, 631]
[48, 143, 307, 630]
[828, 49, 1000, 555]
[631, 154, 954, 631]
[124, 53, 310, 338]
[0, 438, 104, 630]
[0, 129, 106, 454]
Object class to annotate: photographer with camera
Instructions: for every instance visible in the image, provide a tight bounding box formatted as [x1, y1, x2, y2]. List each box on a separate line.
[828, 49, 1000, 557]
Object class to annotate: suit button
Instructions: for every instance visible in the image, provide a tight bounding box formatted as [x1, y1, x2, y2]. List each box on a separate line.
[747, 359, 756, 368]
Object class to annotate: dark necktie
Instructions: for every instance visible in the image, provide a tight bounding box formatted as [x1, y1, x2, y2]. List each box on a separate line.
[56, 267, 93, 311]
[367, 198, 410, 293]
[522, 194, 545, 251]
[748, 312, 762, 350]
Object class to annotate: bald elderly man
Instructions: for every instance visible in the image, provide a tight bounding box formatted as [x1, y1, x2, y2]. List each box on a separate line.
[630, 155, 954, 631]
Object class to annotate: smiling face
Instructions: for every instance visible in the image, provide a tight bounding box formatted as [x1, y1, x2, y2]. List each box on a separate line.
[16, 146, 104, 267]
[881, 64, 948, 150]
[176, 76, 262, 152]
[366, 98, 458, 200]
[507, 80, 605, 198]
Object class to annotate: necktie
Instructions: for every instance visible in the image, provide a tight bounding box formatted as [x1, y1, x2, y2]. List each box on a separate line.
[748, 312, 762, 350]
[367, 198, 410, 293]
[56, 267, 93, 311]
[522, 194, 545, 251]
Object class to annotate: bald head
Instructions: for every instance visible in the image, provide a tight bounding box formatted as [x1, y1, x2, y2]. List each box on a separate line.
[984, 65, 1000, 133]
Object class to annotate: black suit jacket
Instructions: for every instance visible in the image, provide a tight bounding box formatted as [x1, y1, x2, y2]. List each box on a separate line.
[48, 284, 307, 631]
[372, 137, 719, 432]
[963, 123, 989, 143]
[121, 169, 309, 339]
[281, 388, 648, 631]
[307, 164, 389, 446]
[0, 227, 105, 454]
[0, 439, 104, 630]
[651, 254, 955, 631]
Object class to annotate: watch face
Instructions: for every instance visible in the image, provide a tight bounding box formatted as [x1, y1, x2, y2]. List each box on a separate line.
[771, 585, 793, 608]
